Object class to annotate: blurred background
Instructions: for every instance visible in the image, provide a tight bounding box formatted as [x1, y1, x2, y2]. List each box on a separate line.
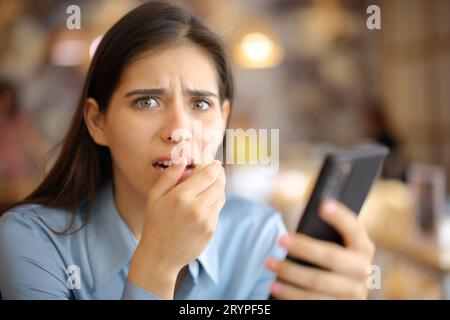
[1, 0, 450, 299]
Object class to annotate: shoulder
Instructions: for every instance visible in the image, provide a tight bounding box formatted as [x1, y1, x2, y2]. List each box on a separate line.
[0, 203, 80, 235]
[0, 204, 78, 299]
[0, 202, 86, 265]
[0, 203, 84, 252]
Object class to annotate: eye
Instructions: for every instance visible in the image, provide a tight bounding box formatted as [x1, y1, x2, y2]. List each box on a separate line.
[192, 99, 211, 112]
[134, 96, 159, 109]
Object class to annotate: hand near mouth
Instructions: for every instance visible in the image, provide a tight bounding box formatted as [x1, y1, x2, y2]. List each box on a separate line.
[127, 152, 226, 299]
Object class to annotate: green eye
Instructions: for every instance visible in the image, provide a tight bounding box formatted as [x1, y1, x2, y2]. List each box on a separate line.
[193, 99, 211, 112]
[134, 97, 158, 109]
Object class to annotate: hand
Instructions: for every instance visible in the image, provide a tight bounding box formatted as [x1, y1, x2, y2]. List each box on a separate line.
[128, 157, 226, 298]
[266, 199, 375, 300]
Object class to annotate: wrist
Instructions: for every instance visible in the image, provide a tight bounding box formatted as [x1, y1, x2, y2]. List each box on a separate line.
[127, 245, 180, 299]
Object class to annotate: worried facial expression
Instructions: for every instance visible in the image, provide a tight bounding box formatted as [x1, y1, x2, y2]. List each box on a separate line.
[86, 43, 230, 198]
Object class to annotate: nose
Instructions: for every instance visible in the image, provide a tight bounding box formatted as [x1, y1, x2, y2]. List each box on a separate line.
[160, 102, 193, 144]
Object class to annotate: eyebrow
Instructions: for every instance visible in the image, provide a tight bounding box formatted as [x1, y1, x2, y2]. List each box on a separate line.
[124, 88, 219, 99]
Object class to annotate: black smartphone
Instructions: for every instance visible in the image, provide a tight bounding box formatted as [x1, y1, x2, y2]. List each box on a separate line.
[289, 145, 389, 266]
[269, 145, 388, 299]
[269, 145, 389, 300]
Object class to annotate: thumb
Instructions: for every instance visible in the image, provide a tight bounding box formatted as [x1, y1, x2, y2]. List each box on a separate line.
[147, 157, 187, 206]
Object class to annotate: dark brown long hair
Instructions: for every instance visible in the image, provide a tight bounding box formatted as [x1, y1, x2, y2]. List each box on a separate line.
[15, 1, 234, 231]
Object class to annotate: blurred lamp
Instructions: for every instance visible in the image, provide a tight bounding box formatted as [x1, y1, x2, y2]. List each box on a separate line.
[89, 36, 103, 58]
[50, 40, 85, 66]
[234, 32, 284, 69]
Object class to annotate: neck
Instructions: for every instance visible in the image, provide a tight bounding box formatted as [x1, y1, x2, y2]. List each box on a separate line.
[113, 175, 147, 241]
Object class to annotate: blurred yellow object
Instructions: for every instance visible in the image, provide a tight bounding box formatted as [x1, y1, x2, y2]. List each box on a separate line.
[382, 262, 441, 299]
[360, 179, 416, 242]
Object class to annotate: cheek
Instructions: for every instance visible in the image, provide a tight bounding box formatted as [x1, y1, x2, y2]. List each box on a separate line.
[199, 116, 225, 161]
[104, 111, 155, 171]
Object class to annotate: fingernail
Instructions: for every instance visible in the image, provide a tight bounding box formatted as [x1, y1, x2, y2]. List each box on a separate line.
[174, 156, 186, 166]
[271, 281, 281, 294]
[279, 235, 293, 248]
[213, 160, 222, 166]
[265, 258, 279, 272]
[321, 200, 337, 217]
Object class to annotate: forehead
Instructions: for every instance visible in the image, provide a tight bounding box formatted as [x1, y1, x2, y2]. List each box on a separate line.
[119, 43, 219, 92]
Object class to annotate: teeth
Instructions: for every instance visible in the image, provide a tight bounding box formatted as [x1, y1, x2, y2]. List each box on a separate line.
[154, 159, 195, 169]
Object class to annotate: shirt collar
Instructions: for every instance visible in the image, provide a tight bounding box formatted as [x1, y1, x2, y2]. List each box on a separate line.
[197, 235, 219, 285]
[86, 180, 219, 290]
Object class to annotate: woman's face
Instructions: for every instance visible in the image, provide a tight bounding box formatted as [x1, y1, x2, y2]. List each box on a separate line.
[86, 43, 230, 199]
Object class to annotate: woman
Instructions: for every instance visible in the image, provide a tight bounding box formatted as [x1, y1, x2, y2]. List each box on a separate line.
[0, 2, 375, 300]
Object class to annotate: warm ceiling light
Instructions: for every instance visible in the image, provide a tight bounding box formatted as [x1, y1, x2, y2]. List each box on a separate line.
[234, 32, 284, 69]
[241, 33, 273, 62]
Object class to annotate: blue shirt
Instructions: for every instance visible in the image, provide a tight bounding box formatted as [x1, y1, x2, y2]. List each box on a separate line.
[0, 181, 287, 300]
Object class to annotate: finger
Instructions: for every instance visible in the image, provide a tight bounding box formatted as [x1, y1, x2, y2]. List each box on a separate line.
[280, 234, 369, 279]
[175, 160, 224, 196]
[196, 170, 226, 207]
[270, 280, 333, 300]
[319, 199, 374, 255]
[147, 156, 187, 206]
[266, 258, 367, 299]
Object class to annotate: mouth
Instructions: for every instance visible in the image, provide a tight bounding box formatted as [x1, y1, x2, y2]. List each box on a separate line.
[152, 158, 196, 170]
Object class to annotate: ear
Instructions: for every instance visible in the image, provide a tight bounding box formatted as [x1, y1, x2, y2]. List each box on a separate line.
[84, 98, 109, 146]
[220, 99, 231, 132]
